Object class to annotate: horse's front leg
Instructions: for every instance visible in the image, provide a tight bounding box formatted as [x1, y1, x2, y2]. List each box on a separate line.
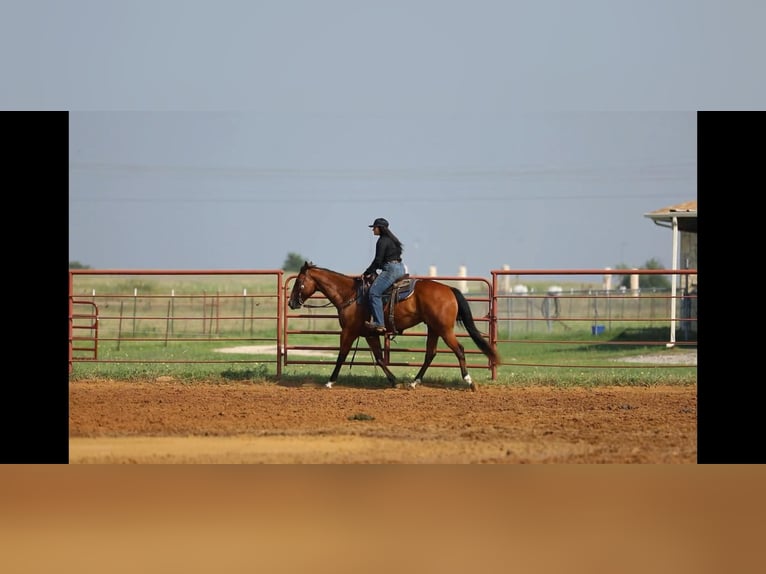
[365, 335, 398, 388]
[326, 332, 355, 388]
[410, 329, 439, 390]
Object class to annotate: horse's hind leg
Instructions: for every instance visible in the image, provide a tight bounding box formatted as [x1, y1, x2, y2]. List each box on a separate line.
[410, 330, 439, 389]
[440, 329, 476, 392]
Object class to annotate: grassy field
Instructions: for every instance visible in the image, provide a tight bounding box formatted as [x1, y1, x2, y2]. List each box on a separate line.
[69, 272, 695, 387]
[69, 327, 696, 387]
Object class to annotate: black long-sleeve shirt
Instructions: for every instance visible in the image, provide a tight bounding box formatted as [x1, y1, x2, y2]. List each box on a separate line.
[364, 235, 401, 275]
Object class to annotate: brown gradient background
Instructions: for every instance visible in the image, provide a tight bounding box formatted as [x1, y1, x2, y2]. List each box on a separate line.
[1, 466, 763, 574]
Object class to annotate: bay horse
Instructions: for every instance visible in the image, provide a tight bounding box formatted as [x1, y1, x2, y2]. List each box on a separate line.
[287, 261, 500, 391]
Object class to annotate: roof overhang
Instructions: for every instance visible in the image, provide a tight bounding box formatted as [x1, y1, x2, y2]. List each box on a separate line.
[644, 200, 697, 233]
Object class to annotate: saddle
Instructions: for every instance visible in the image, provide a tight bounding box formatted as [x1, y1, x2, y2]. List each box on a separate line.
[384, 275, 416, 334]
[360, 274, 417, 335]
[382, 275, 416, 302]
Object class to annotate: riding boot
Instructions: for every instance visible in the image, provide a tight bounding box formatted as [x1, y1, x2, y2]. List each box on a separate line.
[364, 321, 386, 334]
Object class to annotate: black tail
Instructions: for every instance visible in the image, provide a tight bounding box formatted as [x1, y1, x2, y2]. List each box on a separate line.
[451, 287, 501, 365]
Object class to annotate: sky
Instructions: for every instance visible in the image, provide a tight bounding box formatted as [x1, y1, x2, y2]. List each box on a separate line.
[6, 1, 761, 276]
[68, 111, 695, 275]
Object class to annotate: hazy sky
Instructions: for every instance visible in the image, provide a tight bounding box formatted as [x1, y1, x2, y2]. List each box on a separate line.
[7, 1, 759, 276]
[68, 111, 695, 275]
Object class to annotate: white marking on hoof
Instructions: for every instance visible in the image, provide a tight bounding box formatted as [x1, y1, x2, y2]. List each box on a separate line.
[407, 380, 419, 390]
[463, 374, 473, 386]
[325, 381, 334, 389]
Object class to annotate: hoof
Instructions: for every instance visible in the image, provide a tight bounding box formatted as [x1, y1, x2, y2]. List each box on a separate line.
[325, 382, 334, 389]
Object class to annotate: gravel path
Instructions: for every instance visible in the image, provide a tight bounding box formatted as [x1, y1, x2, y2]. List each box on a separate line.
[615, 350, 697, 365]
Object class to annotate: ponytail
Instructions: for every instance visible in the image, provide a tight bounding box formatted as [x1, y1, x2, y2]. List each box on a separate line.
[381, 227, 404, 252]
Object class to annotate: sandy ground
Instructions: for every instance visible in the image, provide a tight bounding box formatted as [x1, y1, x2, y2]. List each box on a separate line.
[69, 377, 697, 463]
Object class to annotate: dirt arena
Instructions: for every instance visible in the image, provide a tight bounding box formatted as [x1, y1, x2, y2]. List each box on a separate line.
[69, 377, 697, 463]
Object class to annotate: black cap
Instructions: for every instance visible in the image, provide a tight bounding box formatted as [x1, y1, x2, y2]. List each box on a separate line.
[369, 217, 389, 228]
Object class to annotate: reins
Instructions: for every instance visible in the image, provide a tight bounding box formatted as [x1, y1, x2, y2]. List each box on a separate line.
[299, 275, 365, 372]
[302, 293, 360, 309]
[300, 272, 363, 309]
[301, 300, 334, 308]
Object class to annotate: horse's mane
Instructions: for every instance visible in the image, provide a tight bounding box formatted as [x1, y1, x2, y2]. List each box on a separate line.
[306, 263, 353, 280]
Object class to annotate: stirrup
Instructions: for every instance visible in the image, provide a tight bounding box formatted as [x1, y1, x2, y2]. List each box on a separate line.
[364, 321, 386, 333]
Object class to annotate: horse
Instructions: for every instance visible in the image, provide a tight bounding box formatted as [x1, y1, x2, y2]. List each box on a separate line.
[287, 261, 500, 391]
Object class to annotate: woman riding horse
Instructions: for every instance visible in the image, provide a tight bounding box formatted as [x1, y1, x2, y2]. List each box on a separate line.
[288, 262, 500, 391]
[362, 217, 405, 334]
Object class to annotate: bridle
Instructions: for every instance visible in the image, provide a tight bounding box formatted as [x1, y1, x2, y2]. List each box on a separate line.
[296, 278, 334, 308]
[293, 279, 307, 307]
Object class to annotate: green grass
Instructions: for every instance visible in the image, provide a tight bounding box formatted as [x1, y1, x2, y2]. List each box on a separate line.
[69, 271, 695, 388]
[69, 327, 696, 388]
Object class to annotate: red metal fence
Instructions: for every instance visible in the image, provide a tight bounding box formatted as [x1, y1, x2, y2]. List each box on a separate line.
[489, 268, 697, 378]
[69, 269, 285, 374]
[69, 268, 697, 378]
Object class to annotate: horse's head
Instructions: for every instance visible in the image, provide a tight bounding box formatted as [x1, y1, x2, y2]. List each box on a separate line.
[288, 261, 318, 309]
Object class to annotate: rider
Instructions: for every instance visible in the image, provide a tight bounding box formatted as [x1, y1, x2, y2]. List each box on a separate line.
[362, 217, 405, 333]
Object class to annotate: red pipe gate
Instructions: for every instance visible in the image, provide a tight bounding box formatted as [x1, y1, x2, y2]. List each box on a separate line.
[68, 270, 496, 377]
[69, 269, 696, 377]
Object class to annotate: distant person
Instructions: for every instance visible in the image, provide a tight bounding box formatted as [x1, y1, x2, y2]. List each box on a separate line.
[362, 217, 405, 333]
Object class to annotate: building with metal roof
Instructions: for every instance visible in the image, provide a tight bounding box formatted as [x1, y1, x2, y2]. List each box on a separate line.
[644, 200, 697, 343]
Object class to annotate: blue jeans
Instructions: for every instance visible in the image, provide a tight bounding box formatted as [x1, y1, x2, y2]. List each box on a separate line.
[368, 261, 406, 325]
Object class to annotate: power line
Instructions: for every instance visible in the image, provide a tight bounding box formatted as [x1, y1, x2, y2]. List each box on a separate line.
[69, 161, 696, 181]
[69, 192, 688, 204]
